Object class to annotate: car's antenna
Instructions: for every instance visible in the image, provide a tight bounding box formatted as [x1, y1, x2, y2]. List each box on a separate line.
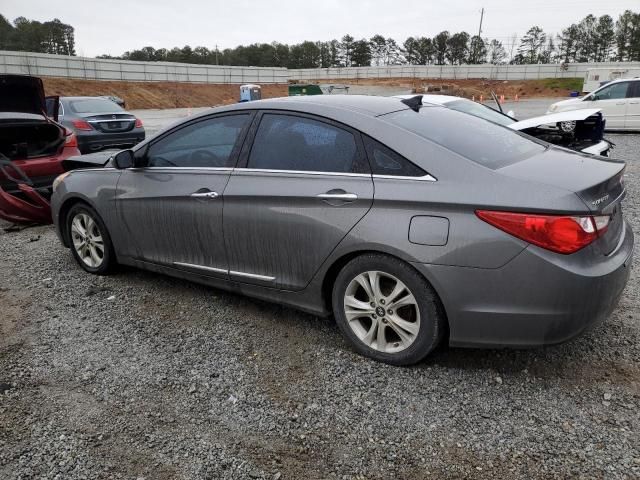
[400, 95, 423, 112]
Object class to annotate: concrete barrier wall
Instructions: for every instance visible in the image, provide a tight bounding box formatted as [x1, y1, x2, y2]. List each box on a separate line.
[288, 62, 640, 81]
[0, 50, 289, 84]
[3, 50, 640, 84]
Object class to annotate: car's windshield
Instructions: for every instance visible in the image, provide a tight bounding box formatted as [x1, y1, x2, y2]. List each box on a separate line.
[445, 99, 514, 127]
[385, 106, 546, 170]
[69, 98, 123, 113]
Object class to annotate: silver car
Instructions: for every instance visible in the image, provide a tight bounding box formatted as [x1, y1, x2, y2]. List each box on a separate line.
[51, 95, 634, 365]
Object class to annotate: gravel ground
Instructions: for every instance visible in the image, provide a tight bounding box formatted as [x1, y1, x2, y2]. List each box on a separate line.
[1, 134, 639, 479]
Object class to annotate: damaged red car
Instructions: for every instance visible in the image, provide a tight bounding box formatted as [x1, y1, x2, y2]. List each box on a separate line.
[0, 74, 80, 224]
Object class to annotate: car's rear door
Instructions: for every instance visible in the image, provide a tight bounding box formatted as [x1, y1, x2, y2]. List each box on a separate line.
[222, 111, 373, 290]
[591, 81, 630, 129]
[624, 81, 640, 130]
[115, 112, 253, 277]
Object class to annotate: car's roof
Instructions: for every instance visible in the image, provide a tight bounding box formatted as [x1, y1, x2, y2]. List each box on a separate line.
[605, 77, 640, 84]
[247, 95, 414, 117]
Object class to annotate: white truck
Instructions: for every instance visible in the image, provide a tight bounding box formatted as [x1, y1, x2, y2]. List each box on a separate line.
[583, 67, 640, 93]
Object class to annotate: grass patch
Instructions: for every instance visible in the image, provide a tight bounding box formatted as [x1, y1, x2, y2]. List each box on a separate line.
[539, 78, 582, 91]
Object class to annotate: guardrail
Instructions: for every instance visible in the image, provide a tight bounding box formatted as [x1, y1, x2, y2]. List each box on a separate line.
[0, 50, 289, 84]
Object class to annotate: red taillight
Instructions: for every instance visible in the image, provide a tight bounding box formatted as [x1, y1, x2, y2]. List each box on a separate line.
[134, 118, 143, 128]
[476, 210, 610, 254]
[72, 119, 93, 131]
[63, 128, 78, 148]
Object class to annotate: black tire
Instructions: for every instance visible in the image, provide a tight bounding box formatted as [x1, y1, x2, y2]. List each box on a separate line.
[66, 203, 115, 275]
[332, 253, 444, 366]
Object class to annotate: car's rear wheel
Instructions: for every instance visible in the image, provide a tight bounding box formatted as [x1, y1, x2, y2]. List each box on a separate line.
[332, 254, 444, 365]
[66, 203, 115, 275]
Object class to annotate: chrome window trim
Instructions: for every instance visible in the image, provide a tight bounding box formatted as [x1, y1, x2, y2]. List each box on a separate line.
[373, 174, 437, 182]
[233, 168, 437, 181]
[131, 167, 234, 173]
[88, 118, 135, 124]
[229, 270, 275, 282]
[234, 168, 371, 178]
[173, 262, 227, 275]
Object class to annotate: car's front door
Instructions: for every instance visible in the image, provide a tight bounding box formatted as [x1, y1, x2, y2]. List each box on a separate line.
[624, 81, 640, 130]
[223, 111, 374, 290]
[116, 112, 253, 277]
[589, 81, 630, 129]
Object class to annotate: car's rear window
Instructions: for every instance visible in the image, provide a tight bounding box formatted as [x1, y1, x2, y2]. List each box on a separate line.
[384, 106, 546, 169]
[69, 98, 123, 114]
[445, 99, 514, 127]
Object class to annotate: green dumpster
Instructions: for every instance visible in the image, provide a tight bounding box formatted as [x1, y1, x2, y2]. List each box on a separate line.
[288, 84, 323, 96]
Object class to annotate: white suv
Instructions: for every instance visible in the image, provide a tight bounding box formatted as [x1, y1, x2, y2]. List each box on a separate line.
[548, 78, 640, 131]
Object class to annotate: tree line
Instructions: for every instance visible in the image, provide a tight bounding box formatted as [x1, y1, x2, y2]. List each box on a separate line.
[1, 10, 638, 68]
[0, 15, 75, 55]
[98, 10, 640, 68]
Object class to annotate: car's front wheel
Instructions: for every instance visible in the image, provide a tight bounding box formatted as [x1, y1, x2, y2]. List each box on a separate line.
[332, 254, 444, 365]
[66, 203, 115, 275]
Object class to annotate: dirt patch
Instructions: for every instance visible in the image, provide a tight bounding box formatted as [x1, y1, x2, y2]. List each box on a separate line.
[42, 77, 288, 109]
[307, 77, 583, 101]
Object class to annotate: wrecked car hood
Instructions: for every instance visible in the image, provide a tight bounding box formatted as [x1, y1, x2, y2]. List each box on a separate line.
[509, 109, 602, 131]
[62, 150, 117, 171]
[0, 75, 47, 116]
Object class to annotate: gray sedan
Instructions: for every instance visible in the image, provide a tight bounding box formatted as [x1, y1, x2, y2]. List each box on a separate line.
[50, 95, 634, 365]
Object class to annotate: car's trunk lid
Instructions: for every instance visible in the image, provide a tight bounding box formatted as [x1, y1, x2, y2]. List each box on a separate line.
[498, 147, 626, 255]
[0, 75, 47, 116]
[84, 113, 136, 133]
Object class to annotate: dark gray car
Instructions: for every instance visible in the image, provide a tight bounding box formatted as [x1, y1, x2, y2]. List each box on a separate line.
[50, 95, 634, 365]
[49, 96, 145, 154]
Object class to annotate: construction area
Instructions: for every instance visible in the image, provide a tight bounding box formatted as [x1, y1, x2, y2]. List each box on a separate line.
[38, 77, 583, 110]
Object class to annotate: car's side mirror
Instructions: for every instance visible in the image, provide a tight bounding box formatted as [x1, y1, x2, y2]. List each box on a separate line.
[506, 110, 515, 118]
[113, 149, 134, 169]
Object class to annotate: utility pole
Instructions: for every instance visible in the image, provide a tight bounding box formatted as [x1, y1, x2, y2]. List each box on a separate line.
[215, 44, 219, 65]
[477, 7, 484, 38]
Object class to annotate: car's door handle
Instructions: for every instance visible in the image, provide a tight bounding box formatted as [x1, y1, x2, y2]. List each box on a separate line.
[190, 191, 219, 199]
[630, 101, 639, 104]
[615, 102, 626, 105]
[317, 192, 358, 201]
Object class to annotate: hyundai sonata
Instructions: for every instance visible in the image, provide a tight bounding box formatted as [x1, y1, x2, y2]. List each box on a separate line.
[51, 95, 633, 365]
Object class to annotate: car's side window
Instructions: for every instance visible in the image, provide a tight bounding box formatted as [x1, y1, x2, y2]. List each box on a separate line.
[147, 114, 250, 168]
[247, 113, 366, 173]
[627, 82, 640, 99]
[363, 136, 427, 177]
[594, 82, 629, 101]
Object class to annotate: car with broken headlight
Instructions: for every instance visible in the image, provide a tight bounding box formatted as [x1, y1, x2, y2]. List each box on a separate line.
[395, 94, 612, 156]
[50, 95, 633, 365]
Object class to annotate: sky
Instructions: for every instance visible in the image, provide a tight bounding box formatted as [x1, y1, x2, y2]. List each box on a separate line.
[3, 0, 639, 57]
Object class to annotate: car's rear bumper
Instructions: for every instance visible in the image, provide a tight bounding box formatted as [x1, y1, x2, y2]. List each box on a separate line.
[76, 129, 145, 153]
[414, 219, 634, 348]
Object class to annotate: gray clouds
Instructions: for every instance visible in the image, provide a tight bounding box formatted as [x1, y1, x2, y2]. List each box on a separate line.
[4, 0, 639, 57]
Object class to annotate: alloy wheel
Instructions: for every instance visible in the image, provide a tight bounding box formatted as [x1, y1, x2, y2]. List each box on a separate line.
[559, 120, 576, 132]
[343, 270, 421, 353]
[70, 212, 105, 268]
